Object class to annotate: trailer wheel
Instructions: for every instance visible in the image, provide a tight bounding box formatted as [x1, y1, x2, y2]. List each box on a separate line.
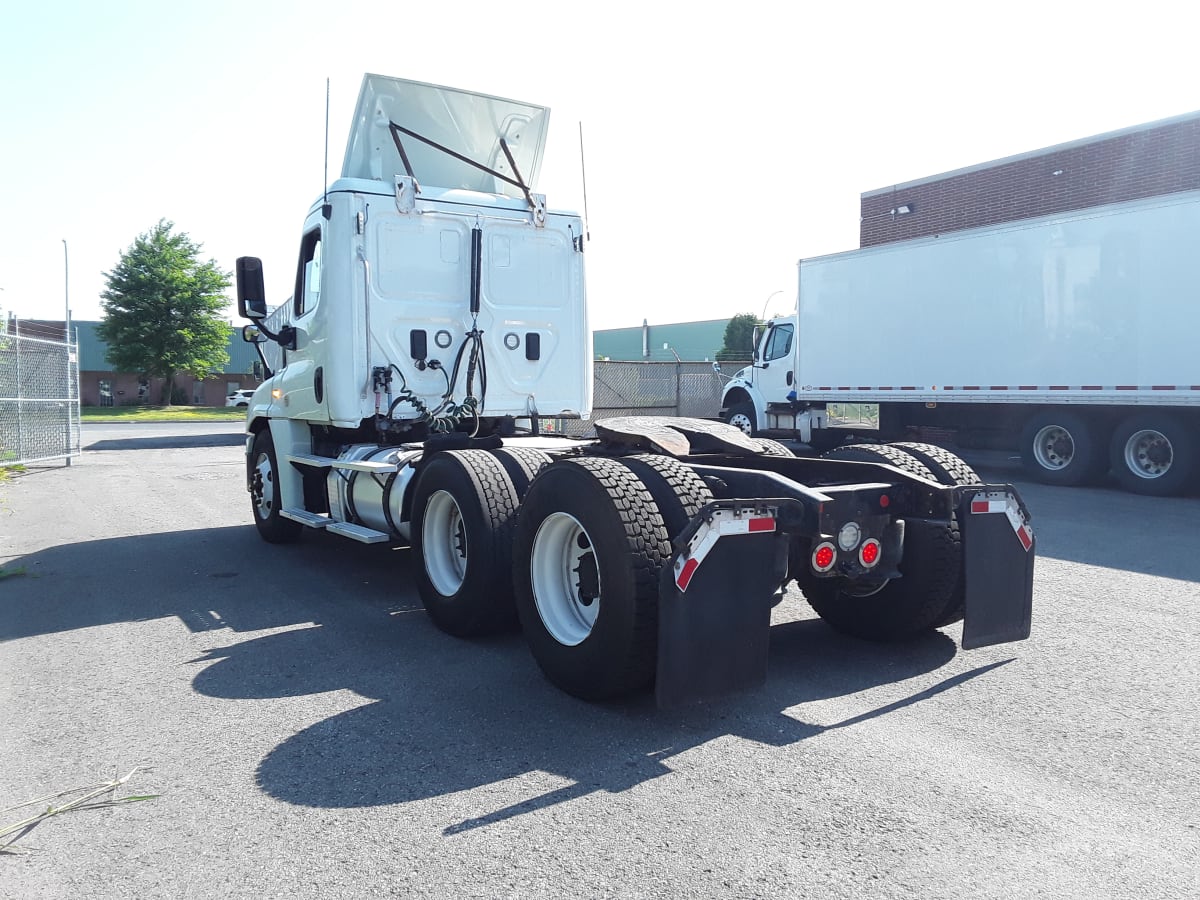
[490, 447, 554, 498]
[1109, 414, 1198, 496]
[756, 438, 795, 457]
[891, 442, 981, 627]
[802, 444, 959, 640]
[513, 457, 671, 700]
[411, 450, 521, 637]
[617, 454, 713, 538]
[249, 429, 302, 544]
[724, 400, 758, 437]
[1019, 411, 1108, 486]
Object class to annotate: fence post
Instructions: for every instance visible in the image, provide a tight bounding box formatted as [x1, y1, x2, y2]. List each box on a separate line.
[14, 319, 23, 462]
[63, 337, 73, 467]
[674, 360, 681, 417]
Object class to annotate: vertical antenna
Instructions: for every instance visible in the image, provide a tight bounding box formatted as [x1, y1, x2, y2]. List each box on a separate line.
[322, 78, 331, 219]
[578, 121, 590, 241]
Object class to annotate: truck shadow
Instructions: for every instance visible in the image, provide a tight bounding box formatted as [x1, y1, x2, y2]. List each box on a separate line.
[225, 624, 1003, 836]
[2, 525, 1007, 836]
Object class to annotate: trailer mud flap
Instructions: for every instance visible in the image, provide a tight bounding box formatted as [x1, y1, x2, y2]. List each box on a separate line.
[960, 489, 1035, 649]
[656, 513, 788, 708]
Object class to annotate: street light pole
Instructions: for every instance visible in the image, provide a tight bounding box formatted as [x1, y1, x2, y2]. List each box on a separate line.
[761, 289, 784, 322]
[62, 239, 70, 339]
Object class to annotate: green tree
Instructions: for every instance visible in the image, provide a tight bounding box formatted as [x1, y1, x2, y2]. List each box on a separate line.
[98, 220, 231, 406]
[716, 312, 760, 361]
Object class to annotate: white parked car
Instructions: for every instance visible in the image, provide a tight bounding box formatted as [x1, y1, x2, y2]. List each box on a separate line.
[226, 389, 256, 408]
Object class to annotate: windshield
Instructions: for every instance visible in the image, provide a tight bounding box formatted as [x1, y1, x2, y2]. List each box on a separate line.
[341, 74, 549, 199]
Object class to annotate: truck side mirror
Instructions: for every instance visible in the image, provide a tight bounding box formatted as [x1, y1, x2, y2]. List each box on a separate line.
[751, 325, 762, 361]
[242, 324, 266, 344]
[236, 257, 269, 319]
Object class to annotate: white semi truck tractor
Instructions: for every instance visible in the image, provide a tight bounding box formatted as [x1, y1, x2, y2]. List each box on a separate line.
[237, 74, 1037, 706]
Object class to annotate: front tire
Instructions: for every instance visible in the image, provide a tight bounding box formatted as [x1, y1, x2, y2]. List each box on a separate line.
[724, 399, 758, 437]
[249, 429, 302, 544]
[513, 457, 672, 700]
[411, 450, 521, 637]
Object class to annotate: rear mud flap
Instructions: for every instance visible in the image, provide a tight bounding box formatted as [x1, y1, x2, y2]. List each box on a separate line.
[960, 488, 1035, 649]
[656, 531, 789, 708]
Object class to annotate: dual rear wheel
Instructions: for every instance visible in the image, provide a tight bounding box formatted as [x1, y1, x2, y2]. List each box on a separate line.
[1019, 410, 1198, 495]
[801, 442, 977, 640]
[411, 449, 713, 700]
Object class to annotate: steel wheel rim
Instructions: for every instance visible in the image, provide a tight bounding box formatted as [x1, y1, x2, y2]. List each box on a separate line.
[729, 413, 753, 436]
[1032, 424, 1073, 470]
[423, 490, 468, 595]
[252, 451, 274, 519]
[530, 512, 600, 646]
[1123, 429, 1172, 479]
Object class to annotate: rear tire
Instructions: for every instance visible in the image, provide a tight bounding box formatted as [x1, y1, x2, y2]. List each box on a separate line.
[491, 447, 553, 498]
[819, 443, 936, 481]
[513, 457, 672, 700]
[890, 441, 981, 626]
[616, 454, 713, 538]
[1109, 414, 1198, 496]
[1019, 411, 1108, 486]
[249, 429, 302, 544]
[411, 450, 521, 637]
[755, 438, 795, 457]
[890, 441, 981, 487]
[802, 444, 959, 640]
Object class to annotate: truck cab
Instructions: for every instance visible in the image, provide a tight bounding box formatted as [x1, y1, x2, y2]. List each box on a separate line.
[241, 74, 591, 442]
[720, 313, 827, 441]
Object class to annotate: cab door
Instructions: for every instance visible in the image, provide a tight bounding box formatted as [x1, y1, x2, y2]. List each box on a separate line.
[753, 320, 796, 403]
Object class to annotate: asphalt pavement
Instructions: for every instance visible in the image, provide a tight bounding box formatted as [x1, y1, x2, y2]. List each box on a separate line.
[0, 424, 1197, 899]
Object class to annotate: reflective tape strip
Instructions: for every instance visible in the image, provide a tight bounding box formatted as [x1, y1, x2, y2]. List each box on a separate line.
[674, 508, 777, 592]
[675, 557, 701, 592]
[719, 516, 776, 536]
[970, 491, 1034, 553]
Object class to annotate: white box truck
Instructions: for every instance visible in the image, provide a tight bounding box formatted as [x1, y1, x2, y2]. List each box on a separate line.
[235, 75, 1036, 706]
[721, 191, 1200, 496]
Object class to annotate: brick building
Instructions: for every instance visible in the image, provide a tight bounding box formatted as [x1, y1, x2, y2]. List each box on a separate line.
[859, 109, 1200, 247]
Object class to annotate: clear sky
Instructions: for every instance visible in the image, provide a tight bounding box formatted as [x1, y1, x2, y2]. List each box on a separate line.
[2, 1, 1196, 331]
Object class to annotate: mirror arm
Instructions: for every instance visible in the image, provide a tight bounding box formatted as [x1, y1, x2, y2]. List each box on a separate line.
[252, 343, 274, 380]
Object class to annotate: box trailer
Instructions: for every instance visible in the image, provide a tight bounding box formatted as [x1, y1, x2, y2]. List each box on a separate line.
[722, 190, 1200, 495]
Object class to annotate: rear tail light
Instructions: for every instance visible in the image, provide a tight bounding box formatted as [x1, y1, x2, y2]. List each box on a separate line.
[859, 538, 881, 568]
[811, 541, 837, 573]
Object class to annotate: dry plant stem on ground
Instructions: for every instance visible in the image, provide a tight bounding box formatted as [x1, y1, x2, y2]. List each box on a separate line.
[0, 767, 158, 854]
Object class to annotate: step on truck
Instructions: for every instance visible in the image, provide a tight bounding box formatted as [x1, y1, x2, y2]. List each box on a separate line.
[721, 191, 1200, 496]
[237, 74, 1036, 706]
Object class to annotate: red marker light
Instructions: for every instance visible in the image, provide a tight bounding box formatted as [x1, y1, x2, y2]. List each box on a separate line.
[812, 542, 837, 573]
[859, 539, 881, 567]
[879, 494, 890, 508]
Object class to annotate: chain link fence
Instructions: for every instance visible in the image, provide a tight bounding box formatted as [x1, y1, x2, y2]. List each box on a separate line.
[0, 329, 81, 466]
[547, 360, 745, 436]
